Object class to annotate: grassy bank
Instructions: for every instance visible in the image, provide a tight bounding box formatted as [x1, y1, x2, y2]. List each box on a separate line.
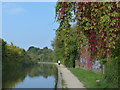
[69, 68, 116, 89]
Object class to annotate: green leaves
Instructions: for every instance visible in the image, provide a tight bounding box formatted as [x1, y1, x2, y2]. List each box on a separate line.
[55, 2, 119, 62]
[2, 39, 36, 66]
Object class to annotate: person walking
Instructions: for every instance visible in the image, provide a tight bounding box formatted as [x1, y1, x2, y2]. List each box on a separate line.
[58, 60, 61, 65]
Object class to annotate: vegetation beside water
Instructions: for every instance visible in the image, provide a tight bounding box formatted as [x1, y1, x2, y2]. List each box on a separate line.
[2, 38, 55, 67]
[2, 39, 37, 67]
[27, 46, 54, 62]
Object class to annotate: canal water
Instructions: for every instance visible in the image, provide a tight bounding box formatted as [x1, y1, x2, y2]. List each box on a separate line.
[2, 64, 58, 88]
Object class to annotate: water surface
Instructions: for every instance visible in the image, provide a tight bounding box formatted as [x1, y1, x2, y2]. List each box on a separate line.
[3, 64, 58, 88]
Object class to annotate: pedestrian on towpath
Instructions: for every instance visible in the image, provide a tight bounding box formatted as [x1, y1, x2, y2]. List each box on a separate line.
[58, 60, 60, 65]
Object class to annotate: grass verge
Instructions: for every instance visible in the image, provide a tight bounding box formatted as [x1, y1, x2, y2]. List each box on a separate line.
[69, 68, 116, 89]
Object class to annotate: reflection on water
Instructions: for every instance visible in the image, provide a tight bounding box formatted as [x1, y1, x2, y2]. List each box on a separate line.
[2, 64, 58, 88]
[14, 75, 55, 88]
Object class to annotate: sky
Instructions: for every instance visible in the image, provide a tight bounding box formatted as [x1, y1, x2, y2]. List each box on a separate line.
[2, 2, 59, 50]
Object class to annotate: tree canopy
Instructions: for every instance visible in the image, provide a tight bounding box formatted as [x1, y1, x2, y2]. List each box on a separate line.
[27, 46, 54, 62]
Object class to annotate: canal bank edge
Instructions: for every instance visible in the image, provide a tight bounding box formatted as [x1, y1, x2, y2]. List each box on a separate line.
[38, 62, 85, 88]
[38, 62, 62, 88]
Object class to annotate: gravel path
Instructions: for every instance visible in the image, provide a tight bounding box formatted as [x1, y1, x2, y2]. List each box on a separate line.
[58, 64, 85, 88]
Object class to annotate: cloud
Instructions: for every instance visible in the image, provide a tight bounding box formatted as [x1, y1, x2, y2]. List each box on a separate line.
[3, 3, 26, 15]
